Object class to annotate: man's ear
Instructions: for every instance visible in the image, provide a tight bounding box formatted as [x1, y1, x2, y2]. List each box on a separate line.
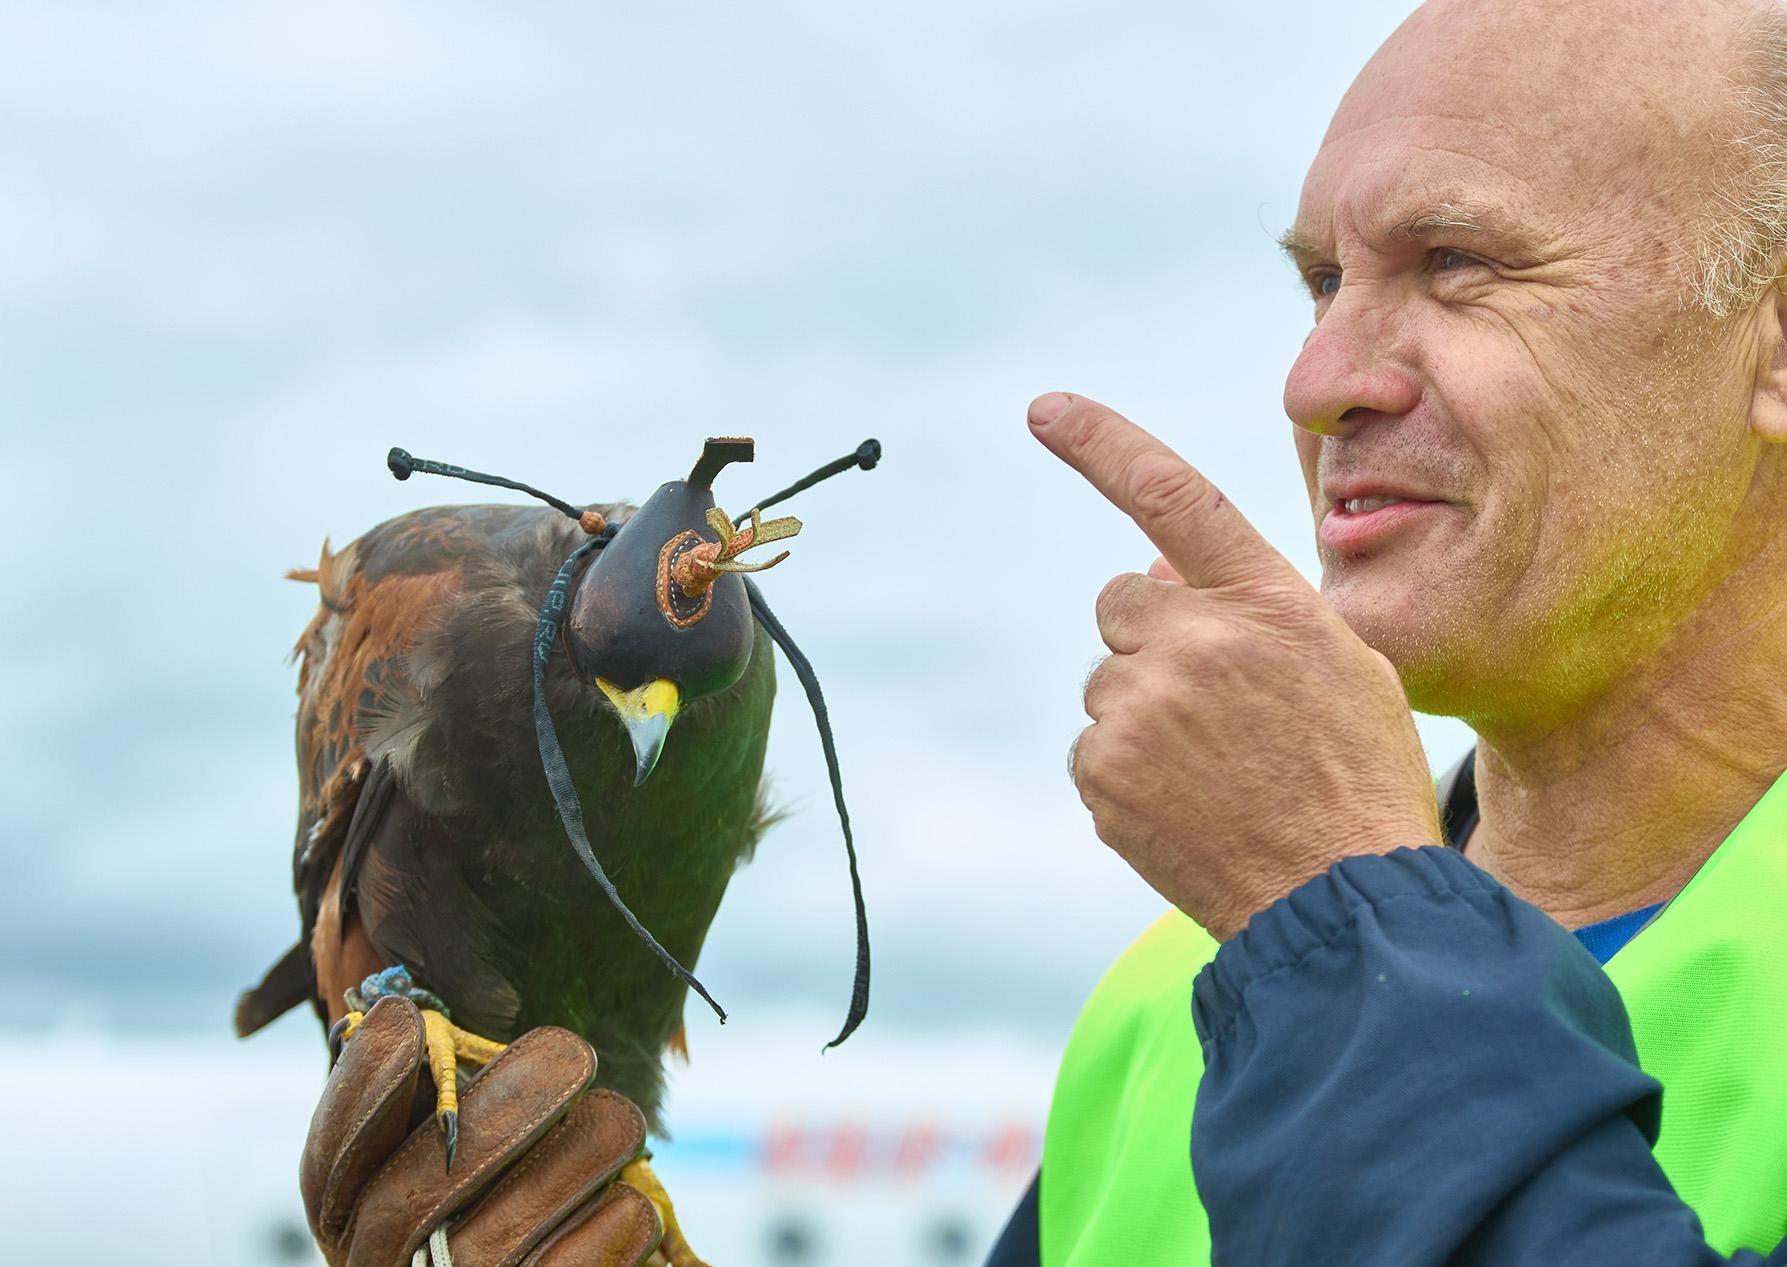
[1752, 277, 1787, 443]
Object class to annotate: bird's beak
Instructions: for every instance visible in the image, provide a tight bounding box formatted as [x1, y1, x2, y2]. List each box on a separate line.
[594, 678, 682, 785]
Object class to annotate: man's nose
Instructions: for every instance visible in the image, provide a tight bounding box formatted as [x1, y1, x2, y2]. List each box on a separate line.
[1282, 293, 1421, 435]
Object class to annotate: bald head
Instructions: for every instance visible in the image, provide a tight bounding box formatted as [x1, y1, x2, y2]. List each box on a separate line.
[1315, 0, 1768, 308]
[1345, 0, 1754, 132]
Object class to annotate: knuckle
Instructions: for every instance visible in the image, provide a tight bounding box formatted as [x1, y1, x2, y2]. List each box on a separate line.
[1246, 580, 1321, 624]
[1124, 455, 1210, 522]
[1082, 654, 1129, 718]
[1069, 724, 1103, 786]
[1094, 572, 1135, 613]
[1094, 573, 1146, 627]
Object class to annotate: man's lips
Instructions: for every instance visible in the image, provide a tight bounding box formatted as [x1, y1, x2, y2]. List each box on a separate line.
[1318, 492, 1448, 552]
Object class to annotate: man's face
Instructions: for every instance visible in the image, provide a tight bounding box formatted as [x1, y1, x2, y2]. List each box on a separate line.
[1282, 0, 1764, 723]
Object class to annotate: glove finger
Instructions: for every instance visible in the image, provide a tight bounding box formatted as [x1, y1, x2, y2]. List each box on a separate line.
[448, 1089, 649, 1266]
[522, 1183, 663, 1267]
[345, 1026, 597, 1267]
[302, 995, 427, 1253]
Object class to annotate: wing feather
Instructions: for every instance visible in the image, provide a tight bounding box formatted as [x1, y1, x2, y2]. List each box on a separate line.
[240, 501, 628, 1036]
[239, 520, 470, 1031]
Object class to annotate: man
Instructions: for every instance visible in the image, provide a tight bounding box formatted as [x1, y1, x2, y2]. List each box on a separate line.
[300, 0, 1787, 1261]
[998, 0, 1787, 1260]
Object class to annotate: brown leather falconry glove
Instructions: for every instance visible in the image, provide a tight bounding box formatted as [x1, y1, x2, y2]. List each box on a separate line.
[301, 996, 691, 1267]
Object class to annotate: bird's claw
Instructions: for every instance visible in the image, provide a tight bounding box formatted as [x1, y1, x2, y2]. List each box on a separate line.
[417, 1007, 503, 1173]
[327, 1011, 365, 1068]
[334, 971, 499, 1176]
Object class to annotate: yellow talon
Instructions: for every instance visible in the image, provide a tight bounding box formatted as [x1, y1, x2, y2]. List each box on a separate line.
[331, 980, 508, 1173]
[418, 1008, 507, 1170]
[421, 1009, 461, 1153]
[621, 1156, 707, 1267]
[326, 1010, 365, 1065]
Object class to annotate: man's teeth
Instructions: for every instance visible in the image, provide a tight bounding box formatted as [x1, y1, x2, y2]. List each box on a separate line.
[1342, 496, 1404, 514]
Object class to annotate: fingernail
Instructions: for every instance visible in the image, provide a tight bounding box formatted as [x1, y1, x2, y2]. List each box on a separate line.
[1028, 392, 1074, 428]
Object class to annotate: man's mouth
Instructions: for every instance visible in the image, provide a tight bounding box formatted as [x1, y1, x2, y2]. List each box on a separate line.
[1339, 496, 1409, 515]
[1320, 494, 1445, 553]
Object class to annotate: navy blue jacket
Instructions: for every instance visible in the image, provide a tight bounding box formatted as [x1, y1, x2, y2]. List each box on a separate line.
[1189, 843, 1787, 1265]
[986, 840, 1787, 1264]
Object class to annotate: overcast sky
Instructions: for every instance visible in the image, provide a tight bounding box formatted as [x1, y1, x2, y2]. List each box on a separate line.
[2, 0, 1465, 1059]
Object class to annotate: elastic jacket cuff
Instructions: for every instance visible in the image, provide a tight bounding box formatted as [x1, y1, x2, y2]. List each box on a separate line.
[1191, 845, 1493, 1044]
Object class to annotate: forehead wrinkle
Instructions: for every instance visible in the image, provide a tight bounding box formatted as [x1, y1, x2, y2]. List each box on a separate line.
[1388, 202, 1491, 239]
[1292, 136, 1548, 259]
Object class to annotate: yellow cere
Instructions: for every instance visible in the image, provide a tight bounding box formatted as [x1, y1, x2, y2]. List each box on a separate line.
[595, 677, 682, 724]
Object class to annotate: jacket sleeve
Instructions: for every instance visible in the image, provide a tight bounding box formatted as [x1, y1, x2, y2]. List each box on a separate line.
[982, 1170, 1040, 1267]
[1188, 846, 1787, 1267]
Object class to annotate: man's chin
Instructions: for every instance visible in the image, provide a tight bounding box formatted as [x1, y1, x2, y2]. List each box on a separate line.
[1320, 561, 1486, 714]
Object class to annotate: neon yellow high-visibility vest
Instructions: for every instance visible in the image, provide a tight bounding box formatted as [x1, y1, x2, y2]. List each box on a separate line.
[1039, 766, 1787, 1264]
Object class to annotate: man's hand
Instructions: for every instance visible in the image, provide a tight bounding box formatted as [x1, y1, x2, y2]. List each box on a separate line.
[301, 996, 672, 1267]
[1029, 391, 1442, 940]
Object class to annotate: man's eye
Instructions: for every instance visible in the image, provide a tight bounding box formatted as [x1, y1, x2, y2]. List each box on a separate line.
[1312, 273, 1341, 297]
[1434, 248, 1477, 272]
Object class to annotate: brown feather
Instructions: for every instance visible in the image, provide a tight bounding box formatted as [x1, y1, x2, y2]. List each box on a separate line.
[310, 854, 384, 1025]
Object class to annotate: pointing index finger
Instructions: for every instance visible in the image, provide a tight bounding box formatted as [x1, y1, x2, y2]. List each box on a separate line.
[1028, 391, 1287, 589]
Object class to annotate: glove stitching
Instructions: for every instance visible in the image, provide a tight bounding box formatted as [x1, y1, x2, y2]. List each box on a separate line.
[369, 1028, 596, 1262]
[524, 1184, 659, 1267]
[500, 1090, 646, 1266]
[322, 1005, 428, 1245]
[466, 1090, 648, 1267]
[606, 1184, 664, 1264]
[475, 1090, 607, 1266]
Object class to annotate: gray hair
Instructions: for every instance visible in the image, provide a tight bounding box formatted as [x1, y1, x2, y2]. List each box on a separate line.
[1695, 5, 1787, 317]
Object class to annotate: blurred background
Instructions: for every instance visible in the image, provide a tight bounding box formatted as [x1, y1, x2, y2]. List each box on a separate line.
[2, 0, 1469, 1262]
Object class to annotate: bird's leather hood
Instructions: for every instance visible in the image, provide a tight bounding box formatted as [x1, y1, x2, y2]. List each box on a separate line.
[564, 476, 754, 703]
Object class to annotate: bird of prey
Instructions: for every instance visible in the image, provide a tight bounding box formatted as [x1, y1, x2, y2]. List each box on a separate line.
[234, 439, 874, 1174]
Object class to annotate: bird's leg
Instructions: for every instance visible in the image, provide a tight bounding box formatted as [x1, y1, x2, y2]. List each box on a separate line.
[622, 1155, 708, 1267]
[418, 1006, 507, 1166]
[332, 965, 508, 1169]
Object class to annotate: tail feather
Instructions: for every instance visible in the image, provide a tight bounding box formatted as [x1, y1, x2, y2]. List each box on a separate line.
[234, 939, 316, 1037]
